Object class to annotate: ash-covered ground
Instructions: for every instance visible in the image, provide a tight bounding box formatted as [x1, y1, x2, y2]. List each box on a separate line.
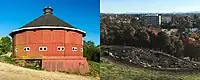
[102, 45, 200, 71]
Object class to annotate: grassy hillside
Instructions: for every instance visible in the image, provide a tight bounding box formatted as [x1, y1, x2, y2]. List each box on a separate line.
[101, 57, 200, 80]
[87, 61, 100, 77]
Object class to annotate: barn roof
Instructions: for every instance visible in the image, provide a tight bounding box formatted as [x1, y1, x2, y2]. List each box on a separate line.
[21, 14, 75, 28]
[21, 6, 77, 28]
[10, 6, 86, 37]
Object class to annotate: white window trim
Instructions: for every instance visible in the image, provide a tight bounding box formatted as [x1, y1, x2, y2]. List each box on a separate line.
[27, 47, 30, 51]
[15, 48, 18, 52]
[43, 47, 48, 51]
[24, 47, 30, 52]
[11, 26, 86, 34]
[24, 47, 26, 51]
[61, 47, 65, 51]
[80, 48, 83, 52]
[72, 47, 77, 52]
[57, 46, 65, 51]
[57, 46, 61, 51]
[39, 46, 48, 51]
[39, 47, 43, 51]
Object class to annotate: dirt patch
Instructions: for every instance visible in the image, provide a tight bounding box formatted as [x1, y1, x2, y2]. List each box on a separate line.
[0, 62, 98, 80]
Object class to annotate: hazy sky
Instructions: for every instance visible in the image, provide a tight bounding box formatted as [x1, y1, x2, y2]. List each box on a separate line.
[101, 0, 200, 13]
[0, 0, 100, 45]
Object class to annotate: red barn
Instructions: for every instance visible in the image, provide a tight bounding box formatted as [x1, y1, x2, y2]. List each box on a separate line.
[9, 6, 89, 74]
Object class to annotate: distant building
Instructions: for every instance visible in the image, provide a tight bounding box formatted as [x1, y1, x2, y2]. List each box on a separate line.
[140, 14, 161, 26]
[185, 28, 198, 33]
[161, 16, 172, 24]
[161, 29, 178, 35]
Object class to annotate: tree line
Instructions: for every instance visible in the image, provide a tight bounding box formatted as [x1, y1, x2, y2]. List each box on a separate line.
[101, 14, 200, 60]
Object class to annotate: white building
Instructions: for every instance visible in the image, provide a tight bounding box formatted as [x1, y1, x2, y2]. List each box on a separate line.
[140, 14, 162, 26]
[161, 29, 178, 35]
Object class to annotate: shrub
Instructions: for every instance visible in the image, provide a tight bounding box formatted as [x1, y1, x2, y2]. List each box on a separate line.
[0, 56, 14, 64]
[83, 40, 100, 62]
[0, 36, 11, 55]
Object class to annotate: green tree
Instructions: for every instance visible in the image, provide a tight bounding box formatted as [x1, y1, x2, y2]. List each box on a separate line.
[156, 32, 170, 51]
[134, 29, 150, 47]
[83, 40, 100, 62]
[174, 40, 184, 58]
[0, 36, 12, 55]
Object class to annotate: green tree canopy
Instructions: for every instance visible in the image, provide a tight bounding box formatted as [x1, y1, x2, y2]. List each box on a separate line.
[83, 40, 100, 62]
[0, 36, 12, 55]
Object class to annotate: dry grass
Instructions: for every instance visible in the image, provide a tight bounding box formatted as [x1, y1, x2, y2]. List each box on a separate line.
[101, 57, 200, 80]
[0, 62, 99, 80]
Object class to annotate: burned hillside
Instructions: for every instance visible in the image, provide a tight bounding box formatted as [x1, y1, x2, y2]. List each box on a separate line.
[101, 46, 200, 71]
[101, 13, 200, 60]
[100, 14, 200, 72]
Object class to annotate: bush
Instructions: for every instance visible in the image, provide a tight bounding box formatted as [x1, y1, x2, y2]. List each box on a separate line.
[0, 56, 14, 64]
[83, 40, 100, 62]
[184, 41, 200, 59]
[0, 36, 11, 55]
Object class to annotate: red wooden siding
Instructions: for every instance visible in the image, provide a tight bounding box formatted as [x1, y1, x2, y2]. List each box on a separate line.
[64, 31, 70, 43]
[12, 29, 83, 58]
[69, 31, 82, 45]
[52, 30, 65, 43]
[42, 56, 89, 74]
[43, 30, 52, 44]
[26, 44, 43, 58]
[15, 44, 25, 57]
[16, 32, 26, 45]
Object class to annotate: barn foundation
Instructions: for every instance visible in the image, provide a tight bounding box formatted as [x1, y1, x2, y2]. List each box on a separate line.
[42, 56, 89, 74]
[14, 59, 42, 69]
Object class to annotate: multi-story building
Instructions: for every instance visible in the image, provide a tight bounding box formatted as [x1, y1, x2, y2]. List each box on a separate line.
[162, 16, 172, 24]
[140, 14, 161, 26]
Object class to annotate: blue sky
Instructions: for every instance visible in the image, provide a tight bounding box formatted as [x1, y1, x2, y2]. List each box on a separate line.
[101, 0, 200, 13]
[0, 0, 100, 45]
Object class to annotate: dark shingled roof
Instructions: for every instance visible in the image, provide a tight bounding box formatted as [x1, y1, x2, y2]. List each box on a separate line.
[10, 6, 86, 37]
[21, 6, 76, 29]
[21, 14, 75, 28]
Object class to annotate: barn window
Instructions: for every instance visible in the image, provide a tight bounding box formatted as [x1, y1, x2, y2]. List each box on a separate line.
[39, 46, 47, 51]
[39, 47, 43, 51]
[58, 47, 60, 50]
[24, 47, 30, 51]
[72, 47, 77, 51]
[43, 47, 47, 51]
[26, 47, 30, 51]
[80, 48, 83, 52]
[57, 46, 65, 51]
[15, 48, 18, 52]
[62, 47, 65, 51]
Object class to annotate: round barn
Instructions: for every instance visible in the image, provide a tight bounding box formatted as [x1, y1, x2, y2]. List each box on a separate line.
[9, 6, 89, 74]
